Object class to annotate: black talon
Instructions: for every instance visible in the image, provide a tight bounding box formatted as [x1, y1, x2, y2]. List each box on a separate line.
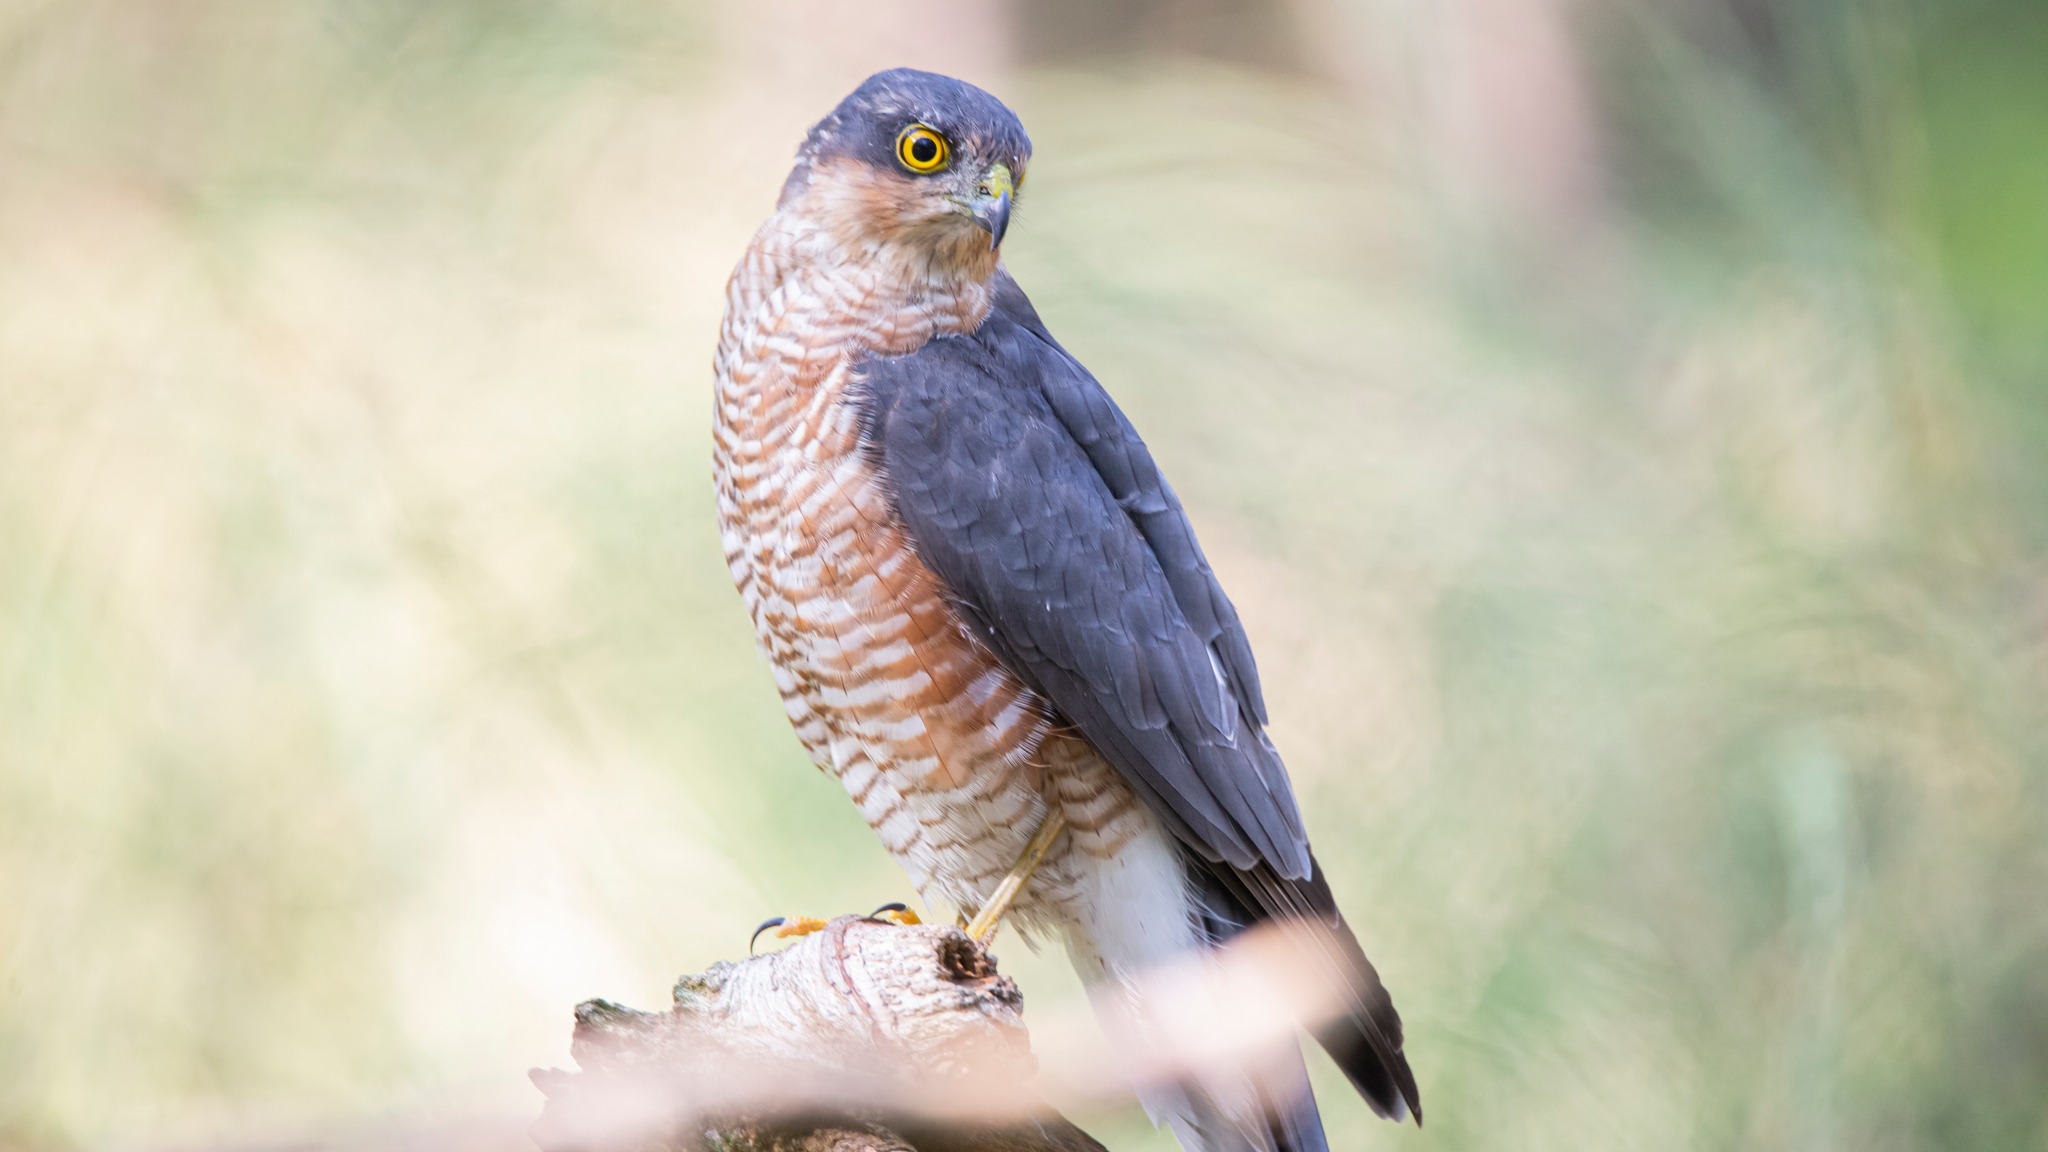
[868, 901, 909, 921]
[749, 916, 786, 955]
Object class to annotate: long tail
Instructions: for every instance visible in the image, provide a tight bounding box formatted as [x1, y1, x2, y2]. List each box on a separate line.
[1308, 906, 1421, 1124]
[1194, 853, 1423, 1131]
[1071, 841, 1418, 1152]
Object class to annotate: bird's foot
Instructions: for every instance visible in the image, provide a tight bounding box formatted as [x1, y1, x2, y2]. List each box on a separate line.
[749, 915, 827, 953]
[868, 901, 923, 926]
[749, 903, 922, 953]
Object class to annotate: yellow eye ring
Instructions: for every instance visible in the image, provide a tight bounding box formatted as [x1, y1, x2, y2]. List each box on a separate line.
[895, 125, 949, 173]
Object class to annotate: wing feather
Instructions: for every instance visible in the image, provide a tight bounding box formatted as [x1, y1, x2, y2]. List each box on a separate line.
[856, 272, 1420, 1125]
[857, 274, 1306, 880]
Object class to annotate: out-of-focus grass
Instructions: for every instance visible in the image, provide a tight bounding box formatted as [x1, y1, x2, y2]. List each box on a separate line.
[2, 2, 2045, 1150]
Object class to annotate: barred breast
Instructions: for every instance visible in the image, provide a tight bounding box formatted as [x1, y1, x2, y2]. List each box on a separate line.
[712, 214, 1151, 928]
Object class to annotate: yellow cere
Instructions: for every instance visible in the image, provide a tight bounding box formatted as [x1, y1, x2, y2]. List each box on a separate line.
[981, 162, 1015, 200]
[895, 124, 949, 173]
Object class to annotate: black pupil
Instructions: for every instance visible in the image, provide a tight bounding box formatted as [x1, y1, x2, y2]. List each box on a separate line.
[909, 135, 938, 164]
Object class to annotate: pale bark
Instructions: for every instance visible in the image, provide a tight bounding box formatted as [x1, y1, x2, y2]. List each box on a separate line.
[529, 916, 1105, 1152]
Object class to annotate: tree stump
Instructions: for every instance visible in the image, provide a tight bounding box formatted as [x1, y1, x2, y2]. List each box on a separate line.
[529, 916, 1106, 1152]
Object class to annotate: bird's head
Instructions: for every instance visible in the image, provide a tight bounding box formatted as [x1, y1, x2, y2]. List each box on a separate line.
[780, 69, 1031, 278]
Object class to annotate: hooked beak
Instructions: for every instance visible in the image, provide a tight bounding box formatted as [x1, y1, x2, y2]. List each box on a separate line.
[970, 163, 1015, 251]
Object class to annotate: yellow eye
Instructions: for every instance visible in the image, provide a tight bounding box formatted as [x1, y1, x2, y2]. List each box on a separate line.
[895, 124, 949, 173]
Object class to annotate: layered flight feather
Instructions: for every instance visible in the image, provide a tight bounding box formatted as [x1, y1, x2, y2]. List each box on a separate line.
[855, 272, 1421, 1125]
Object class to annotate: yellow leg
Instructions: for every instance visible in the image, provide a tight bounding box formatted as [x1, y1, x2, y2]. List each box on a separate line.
[964, 809, 1068, 944]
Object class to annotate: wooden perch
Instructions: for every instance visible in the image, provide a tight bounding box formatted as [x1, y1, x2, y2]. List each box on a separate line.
[529, 916, 1107, 1152]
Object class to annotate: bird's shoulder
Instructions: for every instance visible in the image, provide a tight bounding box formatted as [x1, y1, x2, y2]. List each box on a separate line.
[857, 271, 1266, 713]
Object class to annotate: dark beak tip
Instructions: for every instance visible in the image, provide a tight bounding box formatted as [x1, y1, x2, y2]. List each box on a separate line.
[983, 194, 1013, 252]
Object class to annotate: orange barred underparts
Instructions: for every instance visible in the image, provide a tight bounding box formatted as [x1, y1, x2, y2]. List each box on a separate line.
[711, 163, 1149, 940]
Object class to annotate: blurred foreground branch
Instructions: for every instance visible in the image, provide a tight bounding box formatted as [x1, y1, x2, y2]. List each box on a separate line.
[529, 916, 1106, 1152]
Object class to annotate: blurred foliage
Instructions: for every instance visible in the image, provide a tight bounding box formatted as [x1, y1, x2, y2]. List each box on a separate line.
[2, 1, 2045, 1151]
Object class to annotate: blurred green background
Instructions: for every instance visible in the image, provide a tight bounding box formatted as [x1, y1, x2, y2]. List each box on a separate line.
[4, 0, 2046, 1149]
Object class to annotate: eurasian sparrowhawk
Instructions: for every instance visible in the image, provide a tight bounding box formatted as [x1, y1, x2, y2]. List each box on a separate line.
[712, 68, 1420, 1152]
